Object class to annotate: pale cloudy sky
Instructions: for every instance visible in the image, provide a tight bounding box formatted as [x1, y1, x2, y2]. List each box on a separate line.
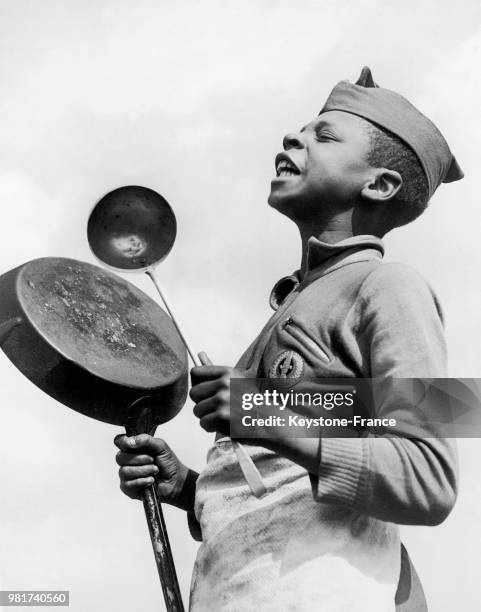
[0, 1, 480, 611]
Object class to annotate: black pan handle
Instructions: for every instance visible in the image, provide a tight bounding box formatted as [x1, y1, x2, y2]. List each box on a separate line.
[125, 401, 184, 612]
[142, 485, 184, 611]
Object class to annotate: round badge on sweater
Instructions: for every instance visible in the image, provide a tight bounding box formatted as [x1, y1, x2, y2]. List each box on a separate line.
[269, 349, 304, 380]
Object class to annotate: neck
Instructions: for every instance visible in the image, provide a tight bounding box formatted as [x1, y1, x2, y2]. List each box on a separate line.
[297, 221, 354, 277]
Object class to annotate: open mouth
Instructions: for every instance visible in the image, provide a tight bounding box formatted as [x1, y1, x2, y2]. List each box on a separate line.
[275, 154, 300, 177]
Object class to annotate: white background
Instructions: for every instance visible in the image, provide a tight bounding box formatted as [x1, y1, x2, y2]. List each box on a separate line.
[0, 1, 480, 610]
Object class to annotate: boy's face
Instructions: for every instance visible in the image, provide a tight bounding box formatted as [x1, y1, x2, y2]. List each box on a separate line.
[268, 110, 373, 221]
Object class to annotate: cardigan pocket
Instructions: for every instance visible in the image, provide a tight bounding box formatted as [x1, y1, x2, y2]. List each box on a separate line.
[282, 316, 331, 363]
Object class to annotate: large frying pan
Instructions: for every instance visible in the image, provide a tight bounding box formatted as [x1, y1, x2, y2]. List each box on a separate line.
[0, 257, 187, 424]
[0, 256, 188, 611]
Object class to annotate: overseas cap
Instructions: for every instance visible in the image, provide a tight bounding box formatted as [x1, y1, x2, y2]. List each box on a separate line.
[320, 66, 463, 199]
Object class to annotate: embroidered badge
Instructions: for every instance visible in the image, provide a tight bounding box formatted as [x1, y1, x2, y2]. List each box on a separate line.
[269, 350, 304, 379]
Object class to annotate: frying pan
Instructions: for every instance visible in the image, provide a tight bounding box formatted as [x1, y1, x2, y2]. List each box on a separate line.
[0, 256, 188, 611]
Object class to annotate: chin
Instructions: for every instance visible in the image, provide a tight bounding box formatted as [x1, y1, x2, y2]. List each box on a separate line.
[268, 182, 293, 209]
[267, 190, 286, 212]
[267, 192, 299, 222]
[267, 190, 278, 209]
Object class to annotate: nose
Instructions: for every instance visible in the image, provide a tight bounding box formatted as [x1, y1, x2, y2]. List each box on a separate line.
[283, 132, 304, 151]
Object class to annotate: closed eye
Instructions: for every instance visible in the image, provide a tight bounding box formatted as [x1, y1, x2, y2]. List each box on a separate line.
[315, 130, 336, 141]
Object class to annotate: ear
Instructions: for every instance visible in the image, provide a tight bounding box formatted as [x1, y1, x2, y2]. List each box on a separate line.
[361, 169, 402, 203]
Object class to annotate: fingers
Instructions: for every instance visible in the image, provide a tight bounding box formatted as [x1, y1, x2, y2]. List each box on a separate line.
[119, 464, 159, 480]
[190, 377, 229, 403]
[198, 413, 220, 433]
[120, 477, 156, 499]
[114, 434, 170, 456]
[115, 434, 178, 501]
[192, 394, 229, 419]
[192, 397, 214, 419]
[118, 455, 174, 481]
[118, 463, 160, 500]
[190, 365, 232, 383]
[116, 452, 154, 467]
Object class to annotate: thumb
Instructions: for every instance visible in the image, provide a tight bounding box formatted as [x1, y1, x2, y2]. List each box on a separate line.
[115, 433, 170, 456]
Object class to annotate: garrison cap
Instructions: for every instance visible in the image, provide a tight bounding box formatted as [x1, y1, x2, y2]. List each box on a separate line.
[319, 66, 463, 199]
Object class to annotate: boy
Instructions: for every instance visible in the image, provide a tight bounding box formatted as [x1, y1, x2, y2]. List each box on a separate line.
[115, 67, 462, 611]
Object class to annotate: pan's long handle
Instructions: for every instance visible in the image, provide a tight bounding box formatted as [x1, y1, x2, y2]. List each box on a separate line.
[125, 411, 184, 612]
[142, 485, 184, 612]
[231, 441, 267, 498]
[146, 270, 199, 366]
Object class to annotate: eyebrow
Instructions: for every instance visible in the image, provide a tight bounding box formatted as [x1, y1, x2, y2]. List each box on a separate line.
[300, 119, 332, 133]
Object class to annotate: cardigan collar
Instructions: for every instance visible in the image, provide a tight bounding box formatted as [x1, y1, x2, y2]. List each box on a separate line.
[269, 235, 384, 310]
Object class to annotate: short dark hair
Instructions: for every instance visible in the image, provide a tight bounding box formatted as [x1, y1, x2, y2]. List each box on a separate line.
[365, 121, 429, 231]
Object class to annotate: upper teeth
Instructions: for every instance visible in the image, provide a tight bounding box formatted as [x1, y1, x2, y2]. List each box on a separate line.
[277, 159, 297, 176]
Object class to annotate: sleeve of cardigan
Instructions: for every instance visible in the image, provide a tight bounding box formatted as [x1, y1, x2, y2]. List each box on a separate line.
[188, 511, 203, 541]
[310, 263, 459, 525]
